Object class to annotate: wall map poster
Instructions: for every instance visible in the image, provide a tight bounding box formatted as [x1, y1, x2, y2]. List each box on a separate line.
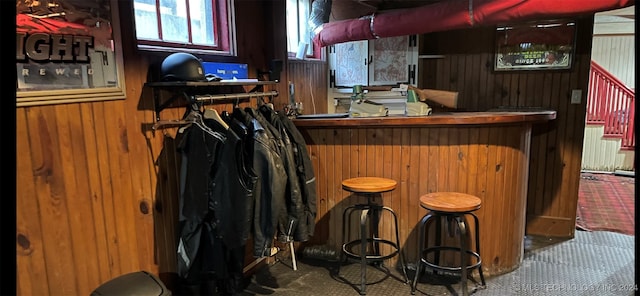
[495, 20, 576, 71]
[334, 40, 368, 87]
[16, 0, 125, 106]
[371, 35, 409, 85]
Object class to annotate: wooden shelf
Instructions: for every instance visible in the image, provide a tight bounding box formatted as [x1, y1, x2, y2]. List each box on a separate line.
[145, 80, 277, 88]
[146, 80, 278, 120]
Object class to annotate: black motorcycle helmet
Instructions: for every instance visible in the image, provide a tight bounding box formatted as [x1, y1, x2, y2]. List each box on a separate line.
[159, 52, 206, 82]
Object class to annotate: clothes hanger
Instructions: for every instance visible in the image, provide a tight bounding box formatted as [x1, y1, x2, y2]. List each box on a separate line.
[152, 93, 196, 131]
[186, 108, 224, 141]
[201, 95, 230, 130]
[177, 108, 201, 134]
[152, 119, 192, 131]
[264, 95, 275, 110]
[193, 117, 224, 141]
[233, 98, 250, 124]
[234, 97, 241, 109]
[259, 101, 274, 121]
[204, 108, 230, 130]
[152, 102, 198, 131]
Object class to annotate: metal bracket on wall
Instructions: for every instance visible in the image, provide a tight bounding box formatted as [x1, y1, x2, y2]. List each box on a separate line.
[330, 70, 336, 88]
[408, 64, 416, 85]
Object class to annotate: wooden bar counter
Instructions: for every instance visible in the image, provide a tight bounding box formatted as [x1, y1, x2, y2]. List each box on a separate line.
[292, 110, 556, 276]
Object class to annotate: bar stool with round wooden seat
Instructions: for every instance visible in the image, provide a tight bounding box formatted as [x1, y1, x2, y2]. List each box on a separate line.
[339, 177, 408, 295]
[411, 192, 486, 296]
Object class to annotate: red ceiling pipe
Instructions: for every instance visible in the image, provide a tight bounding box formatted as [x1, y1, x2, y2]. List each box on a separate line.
[314, 0, 634, 47]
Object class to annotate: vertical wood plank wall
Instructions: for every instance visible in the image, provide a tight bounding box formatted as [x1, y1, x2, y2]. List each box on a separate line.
[418, 17, 593, 237]
[16, 4, 593, 293]
[15, 1, 288, 295]
[300, 125, 533, 275]
[286, 60, 329, 114]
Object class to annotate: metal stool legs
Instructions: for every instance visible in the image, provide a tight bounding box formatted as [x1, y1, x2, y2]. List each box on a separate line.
[340, 194, 408, 295]
[411, 211, 485, 295]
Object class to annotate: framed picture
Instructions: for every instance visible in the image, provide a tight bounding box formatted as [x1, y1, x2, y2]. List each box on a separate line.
[494, 20, 576, 71]
[16, 0, 126, 106]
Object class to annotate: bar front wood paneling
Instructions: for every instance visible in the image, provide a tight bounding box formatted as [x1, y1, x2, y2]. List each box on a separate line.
[294, 111, 554, 276]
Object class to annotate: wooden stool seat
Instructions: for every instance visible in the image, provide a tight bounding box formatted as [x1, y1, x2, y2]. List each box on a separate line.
[412, 191, 486, 295]
[420, 192, 481, 213]
[342, 177, 397, 193]
[339, 176, 407, 295]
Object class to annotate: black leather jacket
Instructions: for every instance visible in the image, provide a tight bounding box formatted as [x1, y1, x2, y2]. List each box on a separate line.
[259, 106, 316, 242]
[177, 107, 317, 267]
[176, 122, 226, 278]
[243, 109, 288, 257]
[176, 116, 259, 277]
[277, 112, 317, 240]
[207, 118, 257, 249]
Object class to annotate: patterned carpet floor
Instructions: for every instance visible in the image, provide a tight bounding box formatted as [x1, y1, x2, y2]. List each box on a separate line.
[576, 172, 635, 236]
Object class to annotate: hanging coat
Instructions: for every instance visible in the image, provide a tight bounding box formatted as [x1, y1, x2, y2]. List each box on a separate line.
[277, 112, 318, 240]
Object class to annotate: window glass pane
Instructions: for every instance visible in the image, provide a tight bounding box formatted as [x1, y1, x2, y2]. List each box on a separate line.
[160, 0, 189, 43]
[134, 0, 159, 39]
[298, 0, 311, 54]
[133, 0, 236, 55]
[286, 0, 299, 53]
[298, 1, 309, 40]
[189, 0, 216, 45]
[287, 0, 314, 56]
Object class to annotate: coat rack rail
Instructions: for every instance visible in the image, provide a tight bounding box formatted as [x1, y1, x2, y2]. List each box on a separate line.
[194, 90, 278, 101]
[153, 90, 279, 121]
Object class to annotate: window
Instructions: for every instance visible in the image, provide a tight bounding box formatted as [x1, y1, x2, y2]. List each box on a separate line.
[133, 0, 235, 56]
[286, 0, 313, 58]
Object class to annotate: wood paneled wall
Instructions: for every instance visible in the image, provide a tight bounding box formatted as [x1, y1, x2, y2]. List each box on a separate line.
[300, 125, 533, 275]
[286, 60, 329, 114]
[16, 1, 289, 295]
[418, 17, 593, 237]
[16, 0, 594, 292]
[286, 18, 595, 239]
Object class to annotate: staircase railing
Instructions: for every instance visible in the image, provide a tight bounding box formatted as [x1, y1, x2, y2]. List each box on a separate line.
[586, 60, 635, 150]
